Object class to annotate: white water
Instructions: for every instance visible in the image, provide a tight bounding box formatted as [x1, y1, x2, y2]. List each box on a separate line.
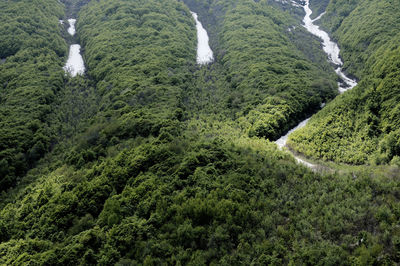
[275, 118, 317, 168]
[67, 18, 76, 36]
[275, 0, 358, 168]
[64, 44, 85, 77]
[276, 118, 310, 150]
[63, 19, 85, 77]
[302, 0, 357, 92]
[303, 5, 341, 65]
[336, 67, 358, 93]
[313, 12, 326, 22]
[191, 12, 214, 65]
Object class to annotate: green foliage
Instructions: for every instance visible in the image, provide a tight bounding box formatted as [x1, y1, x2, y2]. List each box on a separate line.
[1, 128, 400, 264]
[77, 0, 196, 112]
[289, 0, 400, 165]
[309, 0, 330, 19]
[185, 0, 337, 140]
[0, 0, 399, 264]
[328, 0, 400, 78]
[319, 0, 359, 33]
[0, 0, 67, 190]
[0, 0, 65, 58]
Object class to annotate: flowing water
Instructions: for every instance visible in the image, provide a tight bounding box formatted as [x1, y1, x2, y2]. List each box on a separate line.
[64, 44, 85, 77]
[67, 19, 77, 36]
[302, 1, 357, 93]
[275, 0, 358, 168]
[191, 12, 214, 65]
[63, 18, 85, 77]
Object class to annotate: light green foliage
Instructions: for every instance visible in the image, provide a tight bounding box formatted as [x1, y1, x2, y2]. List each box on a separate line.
[0, 0, 399, 264]
[1, 126, 400, 264]
[289, 0, 400, 165]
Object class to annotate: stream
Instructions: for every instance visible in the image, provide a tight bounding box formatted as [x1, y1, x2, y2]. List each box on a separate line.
[67, 19, 77, 36]
[275, 0, 358, 169]
[191, 11, 214, 65]
[63, 18, 85, 77]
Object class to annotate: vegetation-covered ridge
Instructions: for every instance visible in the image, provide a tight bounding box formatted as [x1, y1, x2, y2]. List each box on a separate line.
[56, 0, 197, 172]
[0, 0, 399, 264]
[184, 0, 338, 140]
[3, 121, 400, 264]
[289, 0, 400, 165]
[0, 0, 67, 190]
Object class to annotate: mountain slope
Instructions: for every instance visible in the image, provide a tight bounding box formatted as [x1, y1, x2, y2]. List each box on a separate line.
[0, 0, 399, 264]
[0, 0, 67, 190]
[185, 0, 338, 140]
[289, 0, 400, 165]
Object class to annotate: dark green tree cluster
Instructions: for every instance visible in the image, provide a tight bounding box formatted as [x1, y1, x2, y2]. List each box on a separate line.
[308, 0, 330, 20]
[289, 0, 400, 165]
[0, 0, 67, 190]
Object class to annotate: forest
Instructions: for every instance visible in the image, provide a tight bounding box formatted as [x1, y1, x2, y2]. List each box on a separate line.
[184, 0, 338, 140]
[0, 0, 399, 264]
[288, 0, 400, 165]
[0, 0, 67, 190]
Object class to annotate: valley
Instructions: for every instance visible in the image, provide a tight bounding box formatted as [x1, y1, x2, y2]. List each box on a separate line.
[63, 18, 86, 77]
[0, 0, 399, 264]
[275, 0, 358, 169]
[288, 0, 400, 166]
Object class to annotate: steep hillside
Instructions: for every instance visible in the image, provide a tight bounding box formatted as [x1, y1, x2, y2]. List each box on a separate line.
[0, 0, 399, 264]
[185, 0, 338, 140]
[0, 0, 67, 190]
[289, 0, 400, 165]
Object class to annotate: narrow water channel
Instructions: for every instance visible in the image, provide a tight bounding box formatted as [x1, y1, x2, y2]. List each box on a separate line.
[63, 18, 85, 77]
[191, 11, 214, 65]
[67, 19, 77, 36]
[275, 0, 358, 168]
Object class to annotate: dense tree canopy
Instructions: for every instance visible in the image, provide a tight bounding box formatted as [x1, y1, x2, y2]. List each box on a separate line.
[0, 0, 67, 190]
[289, 0, 400, 165]
[0, 0, 399, 264]
[185, 0, 338, 140]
